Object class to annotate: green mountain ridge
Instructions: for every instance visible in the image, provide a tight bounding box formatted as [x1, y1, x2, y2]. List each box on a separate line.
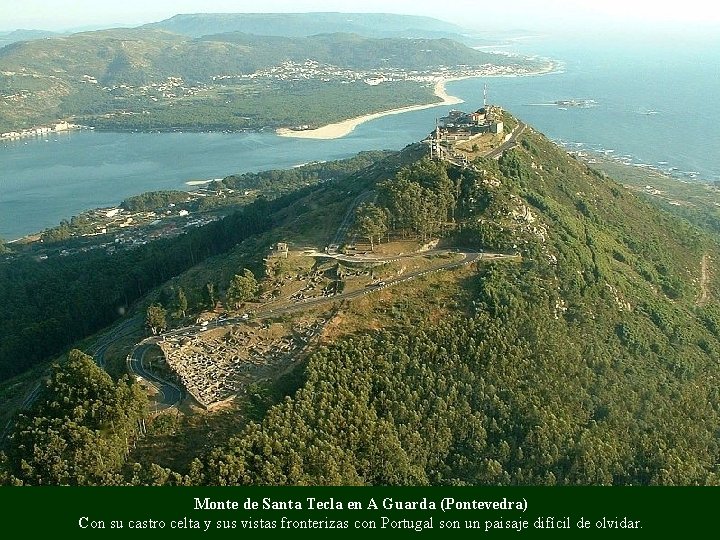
[197, 31, 503, 70]
[142, 12, 471, 40]
[0, 29, 61, 49]
[2, 117, 720, 485]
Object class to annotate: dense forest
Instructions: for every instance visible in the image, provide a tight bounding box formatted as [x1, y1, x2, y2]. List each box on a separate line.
[1, 349, 147, 485]
[80, 80, 438, 133]
[0, 195, 277, 380]
[202, 296, 720, 485]
[219, 150, 390, 194]
[2, 121, 720, 485]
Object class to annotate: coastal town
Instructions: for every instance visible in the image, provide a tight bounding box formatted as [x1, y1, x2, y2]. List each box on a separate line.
[0, 119, 83, 141]
[3, 184, 234, 261]
[213, 57, 551, 85]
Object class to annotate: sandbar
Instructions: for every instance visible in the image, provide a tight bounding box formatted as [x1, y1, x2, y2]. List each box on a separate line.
[275, 78, 468, 140]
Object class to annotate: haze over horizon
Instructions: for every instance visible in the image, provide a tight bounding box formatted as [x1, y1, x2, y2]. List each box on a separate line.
[1, 0, 718, 35]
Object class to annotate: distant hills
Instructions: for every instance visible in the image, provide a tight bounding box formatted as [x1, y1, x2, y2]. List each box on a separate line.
[0, 26, 515, 77]
[142, 12, 473, 40]
[0, 12, 490, 52]
[195, 31, 503, 70]
[0, 29, 60, 49]
[0, 27, 503, 84]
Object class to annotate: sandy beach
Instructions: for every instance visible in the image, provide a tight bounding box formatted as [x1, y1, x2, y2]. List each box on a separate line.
[275, 78, 468, 140]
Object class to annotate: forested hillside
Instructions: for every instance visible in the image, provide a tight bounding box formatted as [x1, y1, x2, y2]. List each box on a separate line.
[0, 200, 271, 380]
[199, 127, 720, 485]
[143, 12, 469, 39]
[1, 349, 147, 485]
[195, 32, 498, 70]
[0, 29, 504, 82]
[2, 119, 719, 485]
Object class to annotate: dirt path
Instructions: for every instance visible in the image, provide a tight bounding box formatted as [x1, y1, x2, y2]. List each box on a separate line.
[697, 253, 711, 307]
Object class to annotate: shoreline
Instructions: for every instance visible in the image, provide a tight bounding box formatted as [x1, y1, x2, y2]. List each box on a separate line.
[275, 78, 467, 140]
[561, 142, 717, 185]
[275, 65, 559, 141]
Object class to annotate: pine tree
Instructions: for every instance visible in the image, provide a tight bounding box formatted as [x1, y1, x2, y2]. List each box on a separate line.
[174, 287, 188, 318]
[203, 282, 216, 309]
[353, 203, 388, 251]
[226, 269, 258, 309]
[146, 304, 167, 335]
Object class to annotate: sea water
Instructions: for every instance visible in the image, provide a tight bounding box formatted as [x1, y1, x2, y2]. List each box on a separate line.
[468, 31, 720, 183]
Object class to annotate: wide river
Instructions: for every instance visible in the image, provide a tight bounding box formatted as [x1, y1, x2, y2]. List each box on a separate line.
[1, 33, 718, 240]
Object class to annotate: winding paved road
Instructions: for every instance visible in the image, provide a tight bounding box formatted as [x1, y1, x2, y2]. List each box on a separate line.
[1, 315, 142, 442]
[93, 315, 141, 369]
[127, 342, 183, 411]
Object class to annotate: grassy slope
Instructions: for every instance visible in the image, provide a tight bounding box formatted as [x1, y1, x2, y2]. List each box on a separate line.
[587, 156, 720, 238]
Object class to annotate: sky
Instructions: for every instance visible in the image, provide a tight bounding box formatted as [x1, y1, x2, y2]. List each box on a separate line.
[1, 0, 719, 32]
